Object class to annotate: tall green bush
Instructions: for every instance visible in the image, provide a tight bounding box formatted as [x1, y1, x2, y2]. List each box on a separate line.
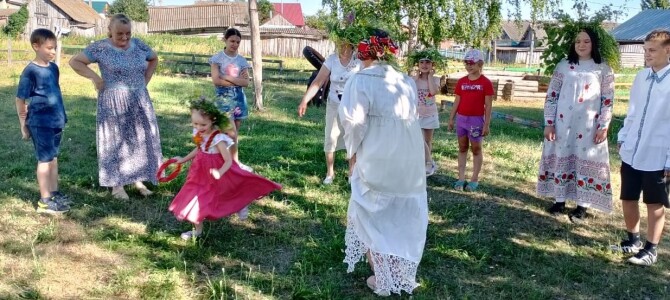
[3, 5, 28, 37]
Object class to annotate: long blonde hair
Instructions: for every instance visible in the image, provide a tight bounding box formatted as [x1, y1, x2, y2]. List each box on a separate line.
[108, 14, 132, 38]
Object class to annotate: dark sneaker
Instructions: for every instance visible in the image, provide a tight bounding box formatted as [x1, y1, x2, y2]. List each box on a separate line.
[52, 193, 73, 206]
[37, 198, 70, 214]
[610, 239, 642, 254]
[547, 202, 566, 215]
[627, 249, 657, 266]
[568, 206, 588, 223]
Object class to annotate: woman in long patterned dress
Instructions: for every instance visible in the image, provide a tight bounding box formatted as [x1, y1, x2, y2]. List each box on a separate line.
[69, 14, 162, 200]
[537, 28, 615, 223]
[339, 30, 428, 296]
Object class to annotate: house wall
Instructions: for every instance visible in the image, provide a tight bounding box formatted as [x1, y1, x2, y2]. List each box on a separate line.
[495, 48, 544, 65]
[25, 0, 71, 35]
[618, 43, 644, 68]
[238, 35, 335, 58]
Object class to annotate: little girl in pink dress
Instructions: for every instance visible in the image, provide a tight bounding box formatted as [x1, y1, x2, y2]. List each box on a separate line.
[168, 98, 281, 239]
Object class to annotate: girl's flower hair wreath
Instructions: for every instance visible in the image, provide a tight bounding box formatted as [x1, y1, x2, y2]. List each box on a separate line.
[189, 96, 230, 130]
[406, 48, 447, 71]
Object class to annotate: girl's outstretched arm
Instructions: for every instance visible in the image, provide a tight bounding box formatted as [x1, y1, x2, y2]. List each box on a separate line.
[211, 142, 234, 179]
[175, 148, 198, 164]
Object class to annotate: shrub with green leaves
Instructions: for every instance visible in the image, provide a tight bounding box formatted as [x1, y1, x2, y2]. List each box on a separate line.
[3, 5, 28, 38]
[541, 13, 621, 75]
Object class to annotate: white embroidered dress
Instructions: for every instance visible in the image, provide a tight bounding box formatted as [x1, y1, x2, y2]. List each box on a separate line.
[338, 64, 428, 295]
[537, 59, 615, 213]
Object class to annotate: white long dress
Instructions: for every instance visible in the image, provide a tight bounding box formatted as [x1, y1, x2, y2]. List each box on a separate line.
[537, 59, 614, 212]
[339, 64, 428, 295]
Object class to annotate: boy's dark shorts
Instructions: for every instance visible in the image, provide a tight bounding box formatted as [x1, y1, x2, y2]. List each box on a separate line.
[28, 126, 63, 163]
[620, 162, 670, 208]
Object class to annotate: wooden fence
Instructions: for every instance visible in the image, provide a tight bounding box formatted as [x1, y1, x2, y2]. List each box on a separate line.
[236, 36, 335, 58]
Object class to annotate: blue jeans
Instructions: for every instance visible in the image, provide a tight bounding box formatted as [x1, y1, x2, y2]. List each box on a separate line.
[214, 86, 248, 120]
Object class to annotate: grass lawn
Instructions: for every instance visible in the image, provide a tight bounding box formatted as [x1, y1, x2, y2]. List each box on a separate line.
[0, 58, 668, 299]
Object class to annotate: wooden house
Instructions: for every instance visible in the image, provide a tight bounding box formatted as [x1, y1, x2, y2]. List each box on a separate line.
[6, 0, 102, 37]
[611, 9, 670, 68]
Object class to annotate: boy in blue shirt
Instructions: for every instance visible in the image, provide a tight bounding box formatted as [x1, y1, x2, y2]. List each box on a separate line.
[15, 28, 70, 214]
[613, 29, 670, 266]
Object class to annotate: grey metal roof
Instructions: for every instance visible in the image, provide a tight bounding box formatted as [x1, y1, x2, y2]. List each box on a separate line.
[610, 9, 670, 42]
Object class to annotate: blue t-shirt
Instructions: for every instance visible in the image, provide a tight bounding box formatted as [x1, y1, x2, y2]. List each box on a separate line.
[208, 51, 250, 83]
[16, 62, 67, 128]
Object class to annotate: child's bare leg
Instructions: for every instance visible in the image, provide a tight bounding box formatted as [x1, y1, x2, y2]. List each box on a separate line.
[48, 158, 59, 194]
[647, 203, 665, 244]
[457, 136, 469, 181]
[422, 129, 434, 164]
[470, 140, 483, 182]
[36, 161, 53, 198]
[194, 222, 203, 235]
[366, 250, 375, 272]
[622, 200, 641, 234]
[230, 120, 241, 162]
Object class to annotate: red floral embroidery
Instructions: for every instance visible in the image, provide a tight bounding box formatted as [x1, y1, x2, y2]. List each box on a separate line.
[578, 180, 585, 187]
[559, 114, 564, 119]
[578, 97, 584, 103]
[585, 84, 590, 90]
[596, 184, 603, 191]
[588, 178, 594, 184]
[554, 178, 560, 184]
[570, 65, 575, 70]
[551, 91, 556, 97]
[578, 134, 583, 139]
[547, 120, 553, 125]
[606, 183, 611, 190]
[568, 174, 574, 180]
[539, 175, 546, 180]
[562, 173, 567, 179]
[603, 99, 612, 106]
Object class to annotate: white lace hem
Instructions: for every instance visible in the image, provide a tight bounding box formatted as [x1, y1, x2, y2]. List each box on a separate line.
[343, 219, 419, 295]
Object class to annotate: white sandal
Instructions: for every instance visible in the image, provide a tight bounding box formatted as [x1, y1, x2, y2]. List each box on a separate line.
[111, 187, 129, 200]
[180, 230, 202, 240]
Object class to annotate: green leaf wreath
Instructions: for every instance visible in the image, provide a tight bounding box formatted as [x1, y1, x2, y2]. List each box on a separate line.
[541, 14, 621, 75]
[405, 48, 447, 72]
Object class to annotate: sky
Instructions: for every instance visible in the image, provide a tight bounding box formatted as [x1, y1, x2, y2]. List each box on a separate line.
[157, 0, 640, 23]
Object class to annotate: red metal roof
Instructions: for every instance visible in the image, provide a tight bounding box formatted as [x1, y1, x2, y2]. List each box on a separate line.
[272, 2, 304, 27]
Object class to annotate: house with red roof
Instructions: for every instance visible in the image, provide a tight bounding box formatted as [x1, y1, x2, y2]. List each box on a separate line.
[272, 2, 304, 28]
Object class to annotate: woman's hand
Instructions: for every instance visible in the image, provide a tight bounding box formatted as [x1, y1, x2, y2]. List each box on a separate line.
[93, 77, 104, 92]
[173, 156, 185, 164]
[448, 119, 454, 131]
[348, 154, 357, 177]
[544, 126, 556, 141]
[298, 100, 309, 117]
[593, 128, 608, 144]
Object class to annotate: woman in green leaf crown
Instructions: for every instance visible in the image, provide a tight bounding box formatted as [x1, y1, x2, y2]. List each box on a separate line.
[297, 25, 363, 185]
[408, 48, 445, 176]
[537, 26, 617, 223]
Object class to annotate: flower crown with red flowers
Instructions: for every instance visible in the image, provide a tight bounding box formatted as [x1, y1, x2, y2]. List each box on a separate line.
[357, 32, 399, 61]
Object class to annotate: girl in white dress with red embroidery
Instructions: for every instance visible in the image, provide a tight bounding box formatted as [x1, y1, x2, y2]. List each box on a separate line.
[538, 28, 615, 223]
[168, 98, 281, 240]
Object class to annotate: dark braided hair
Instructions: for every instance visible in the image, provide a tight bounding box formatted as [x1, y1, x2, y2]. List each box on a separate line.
[189, 97, 230, 129]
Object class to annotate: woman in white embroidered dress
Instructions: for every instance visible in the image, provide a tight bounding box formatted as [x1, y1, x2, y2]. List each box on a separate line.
[339, 29, 428, 296]
[538, 27, 615, 223]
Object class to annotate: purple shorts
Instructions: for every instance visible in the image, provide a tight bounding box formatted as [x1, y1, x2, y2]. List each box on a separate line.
[456, 114, 485, 142]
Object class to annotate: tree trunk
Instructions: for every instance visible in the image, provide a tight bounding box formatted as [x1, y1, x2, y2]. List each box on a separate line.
[527, 25, 535, 67]
[407, 16, 419, 54]
[249, 0, 264, 110]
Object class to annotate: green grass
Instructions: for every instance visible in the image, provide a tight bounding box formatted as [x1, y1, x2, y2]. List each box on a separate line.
[1, 58, 669, 299]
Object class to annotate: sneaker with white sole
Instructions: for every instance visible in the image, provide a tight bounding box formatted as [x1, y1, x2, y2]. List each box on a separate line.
[610, 239, 643, 254]
[627, 249, 657, 266]
[37, 198, 69, 214]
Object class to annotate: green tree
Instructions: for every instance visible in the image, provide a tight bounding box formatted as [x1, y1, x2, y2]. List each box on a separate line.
[3, 5, 28, 37]
[305, 9, 335, 30]
[258, 0, 273, 23]
[641, 0, 670, 9]
[323, 0, 503, 49]
[109, 0, 149, 22]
